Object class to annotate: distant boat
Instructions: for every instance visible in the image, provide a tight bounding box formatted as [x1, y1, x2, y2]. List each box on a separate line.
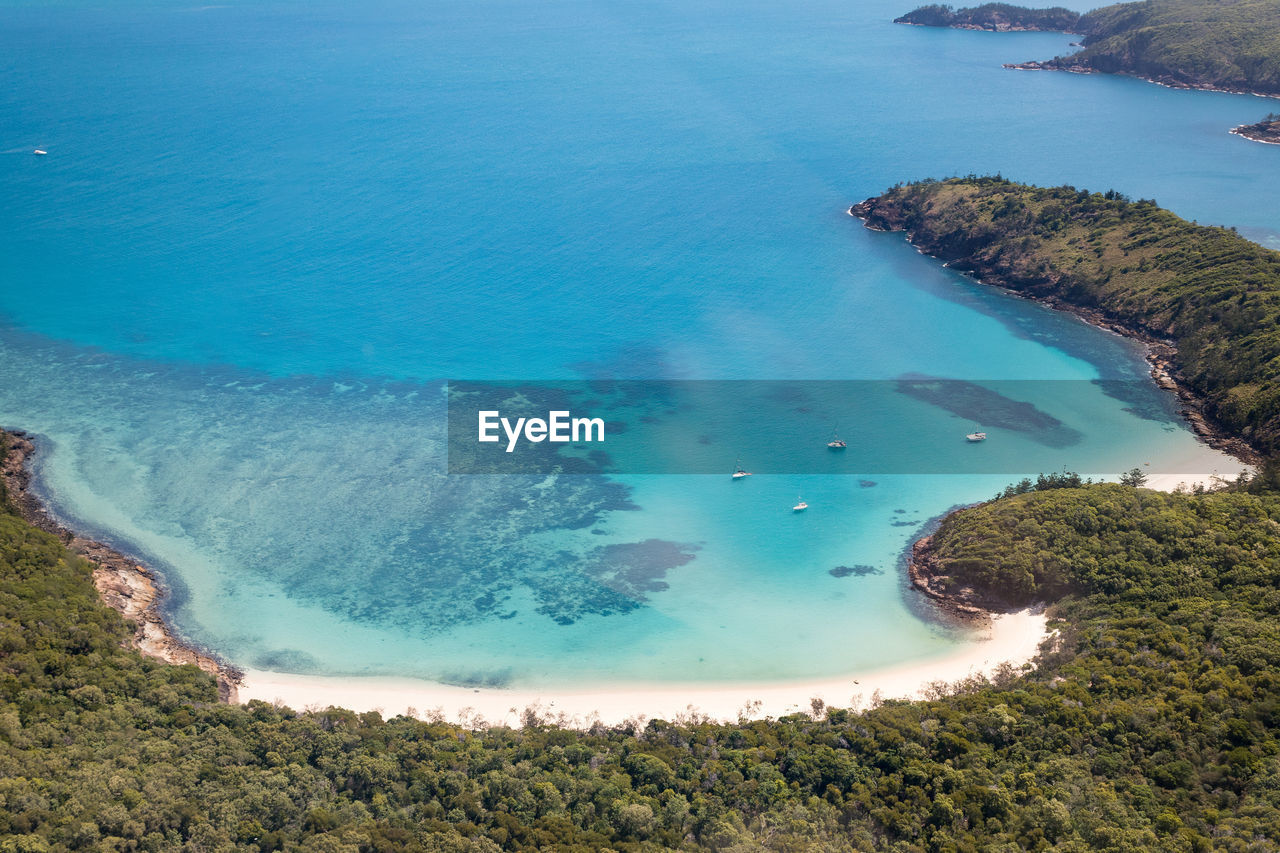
[793, 496, 808, 511]
[33, 149, 47, 156]
[732, 459, 752, 479]
[966, 427, 987, 442]
[827, 429, 847, 450]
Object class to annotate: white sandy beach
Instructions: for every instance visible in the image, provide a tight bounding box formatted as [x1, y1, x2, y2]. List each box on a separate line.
[1144, 470, 1250, 492]
[238, 608, 1050, 728]
[235, 468, 1243, 729]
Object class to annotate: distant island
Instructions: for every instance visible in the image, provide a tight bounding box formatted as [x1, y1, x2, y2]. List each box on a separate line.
[898, 0, 1280, 97]
[1234, 113, 1280, 144]
[894, 2, 1081, 31]
[851, 176, 1280, 456]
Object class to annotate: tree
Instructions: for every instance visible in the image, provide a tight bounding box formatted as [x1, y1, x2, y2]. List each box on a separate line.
[1119, 467, 1148, 487]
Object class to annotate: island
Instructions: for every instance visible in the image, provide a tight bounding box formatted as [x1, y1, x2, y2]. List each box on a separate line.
[1234, 113, 1280, 144]
[894, 2, 1081, 31]
[851, 176, 1280, 456]
[898, 0, 1280, 96]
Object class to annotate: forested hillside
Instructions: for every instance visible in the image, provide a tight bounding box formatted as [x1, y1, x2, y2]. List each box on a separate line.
[852, 176, 1280, 455]
[894, 3, 1082, 31]
[1064, 0, 1280, 93]
[5, 430, 1280, 849]
[897, 0, 1280, 95]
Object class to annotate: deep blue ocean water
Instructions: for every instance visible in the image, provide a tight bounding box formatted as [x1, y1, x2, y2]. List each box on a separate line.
[0, 0, 1274, 685]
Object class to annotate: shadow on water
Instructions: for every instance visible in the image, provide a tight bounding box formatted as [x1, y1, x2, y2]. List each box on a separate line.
[894, 508, 976, 640]
[830, 564, 882, 578]
[865, 229, 1150, 382]
[862, 230, 1197, 427]
[895, 376, 1083, 448]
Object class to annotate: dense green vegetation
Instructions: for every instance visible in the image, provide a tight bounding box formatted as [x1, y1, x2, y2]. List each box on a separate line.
[4, 457, 1280, 849]
[854, 176, 1280, 455]
[898, 0, 1280, 95]
[1067, 0, 1280, 93]
[894, 3, 1081, 31]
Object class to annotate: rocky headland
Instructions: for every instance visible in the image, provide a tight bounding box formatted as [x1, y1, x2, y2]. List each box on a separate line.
[1232, 117, 1280, 145]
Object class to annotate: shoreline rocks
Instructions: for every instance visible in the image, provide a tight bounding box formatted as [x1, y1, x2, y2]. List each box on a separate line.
[1232, 120, 1280, 145]
[906, 535, 996, 622]
[1, 430, 241, 702]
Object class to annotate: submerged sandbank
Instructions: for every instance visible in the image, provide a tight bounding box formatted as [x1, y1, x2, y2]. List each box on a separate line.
[237, 608, 1050, 727]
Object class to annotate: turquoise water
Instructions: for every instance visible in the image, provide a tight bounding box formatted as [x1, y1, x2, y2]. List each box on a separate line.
[0, 0, 1271, 685]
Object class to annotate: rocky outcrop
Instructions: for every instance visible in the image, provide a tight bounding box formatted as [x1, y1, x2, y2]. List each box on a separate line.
[907, 536, 997, 621]
[1232, 119, 1280, 145]
[1, 430, 241, 702]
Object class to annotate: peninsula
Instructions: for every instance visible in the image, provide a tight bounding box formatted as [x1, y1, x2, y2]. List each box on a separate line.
[1233, 113, 1280, 144]
[898, 0, 1280, 97]
[851, 176, 1280, 456]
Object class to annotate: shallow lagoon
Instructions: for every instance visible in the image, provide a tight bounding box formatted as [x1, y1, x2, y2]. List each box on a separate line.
[0, 0, 1270, 686]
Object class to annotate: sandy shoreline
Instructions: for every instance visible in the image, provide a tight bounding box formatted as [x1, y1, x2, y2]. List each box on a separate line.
[4, 425, 1054, 727]
[238, 608, 1050, 727]
[4, 428, 1060, 728]
[2, 324, 1244, 728]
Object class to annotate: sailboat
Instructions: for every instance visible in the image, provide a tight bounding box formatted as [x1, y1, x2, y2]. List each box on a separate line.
[792, 495, 808, 511]
[966, 424, 987, 442]
[732, 459, 752, 479]
[827, 428, 847, 450]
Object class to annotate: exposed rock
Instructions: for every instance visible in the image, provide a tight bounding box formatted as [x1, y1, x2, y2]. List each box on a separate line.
[906, 536, 994, 622]
[1232, 119, 1280, 145]
[1, 430, 241, 702]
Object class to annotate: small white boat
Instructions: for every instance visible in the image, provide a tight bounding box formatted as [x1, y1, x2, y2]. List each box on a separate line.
[827, 429, 847, 450]
[966, 432, 987, 442]
[793, 496, 808, 511]
[732, 459, 752, 479]
[33, 149, 47, 156]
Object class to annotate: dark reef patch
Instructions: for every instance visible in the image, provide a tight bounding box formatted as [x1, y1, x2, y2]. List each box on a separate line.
[589, 539, 699, 597]
[253, 648, 322, 673]
[531, 538, 700, 625]
[896, 376, 1083, 448]
[440, 668, 514, 689]
[830, 564, 883, 578]
[271, 471, 652, 637]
